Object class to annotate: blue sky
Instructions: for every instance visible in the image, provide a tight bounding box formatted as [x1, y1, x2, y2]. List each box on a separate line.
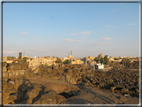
[3, 2, 139, 58]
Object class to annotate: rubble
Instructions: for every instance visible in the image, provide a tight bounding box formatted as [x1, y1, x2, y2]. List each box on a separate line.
[2, 63, 140, 104]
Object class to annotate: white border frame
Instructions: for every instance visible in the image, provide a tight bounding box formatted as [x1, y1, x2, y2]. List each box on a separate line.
[1, 0, 141, 106]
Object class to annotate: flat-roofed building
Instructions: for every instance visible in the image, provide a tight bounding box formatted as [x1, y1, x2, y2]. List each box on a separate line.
[71, 59, 84, 64]
[109, 58, 114, 62]
[2, 57, 8, 62]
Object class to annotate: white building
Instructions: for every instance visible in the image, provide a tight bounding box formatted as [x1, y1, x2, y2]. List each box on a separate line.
[97, 62, 104, 69]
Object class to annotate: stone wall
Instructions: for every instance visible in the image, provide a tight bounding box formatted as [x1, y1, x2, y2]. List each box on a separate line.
[3, 62, 29, 78]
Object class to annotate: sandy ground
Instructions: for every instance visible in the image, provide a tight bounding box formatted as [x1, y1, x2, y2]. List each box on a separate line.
[28, 76, 80, 94]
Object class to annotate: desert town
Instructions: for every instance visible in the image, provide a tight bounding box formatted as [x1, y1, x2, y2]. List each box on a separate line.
[1, 51, 141, 105]
[2, 51, 140, 70]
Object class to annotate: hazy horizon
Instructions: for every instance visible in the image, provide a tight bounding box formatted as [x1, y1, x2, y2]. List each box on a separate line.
[3, 3, 140, 58]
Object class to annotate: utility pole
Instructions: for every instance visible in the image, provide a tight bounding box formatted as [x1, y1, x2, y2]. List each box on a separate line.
[68, 52, 69, 57]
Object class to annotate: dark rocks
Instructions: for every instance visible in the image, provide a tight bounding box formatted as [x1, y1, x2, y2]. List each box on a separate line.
[6, 94, 18, 101]
[21, 63, 28, 70]
[79, 82, 86, 86]
[4, 88, 17, 95]
[121, 88, 129, 93]
[99, 82, 105, 87]
[8, 71, 14, 77]
[3, 72, 8, 78]
[7, 82, 14, 89]
[8, 64, 14, 70]
[27, 89, 40, 103]
[55, 95, 66, 104]
[19, 70, 25, 75]
[111, 87, 116, 91]
[3, 66, 7, 72]
[14, 64, 22, 70]
[108, 79, 114, 83]
[2, 62, 140, 104]
[32, 91, 57, 104]
[119, 96, 128, 102]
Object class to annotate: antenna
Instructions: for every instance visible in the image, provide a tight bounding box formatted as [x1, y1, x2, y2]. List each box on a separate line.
[71, 50, 72, 56]
[68, 52, 69, 57]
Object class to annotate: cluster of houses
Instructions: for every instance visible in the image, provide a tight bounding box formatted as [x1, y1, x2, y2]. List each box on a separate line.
[83, 56, 104, 70]
[1, 55, 84, 69]
[2, 53, 140, 70]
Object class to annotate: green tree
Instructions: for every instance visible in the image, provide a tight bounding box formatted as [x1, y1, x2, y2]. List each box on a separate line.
[18, 59, 23, 62]
[63, 60, 70, 64]
[94, 57, 99, 63]
[111, 61, 114, 63]
[114, 58, 119, 60]
[100, 57, 104, 64]
[55, 57, 62, 63]
[7, 56, 16, 60]
[18, 52, 22, 60]
[23, 57, 28, 62]
[98, 54, 101, 58]
[104, 55, 109, 65]
[44, 64, 50, 67]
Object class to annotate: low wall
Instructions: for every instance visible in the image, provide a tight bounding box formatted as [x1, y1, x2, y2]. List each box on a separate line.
[2, 62, 29, 78]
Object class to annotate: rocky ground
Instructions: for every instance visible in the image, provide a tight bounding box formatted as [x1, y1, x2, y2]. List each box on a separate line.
[2, 64, 141, 105]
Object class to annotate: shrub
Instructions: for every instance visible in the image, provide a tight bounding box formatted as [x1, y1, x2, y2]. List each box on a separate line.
[55, 57, 62, 63]
[94, 57, 99, 63]
[104, 55, 109, 64]
[63, 60, 70, 64]
[114, 58, 119, 60]
[44, 64, 50, 67]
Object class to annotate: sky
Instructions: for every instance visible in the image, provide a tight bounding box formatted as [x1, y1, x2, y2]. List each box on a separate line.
[3, 2, 140, 58]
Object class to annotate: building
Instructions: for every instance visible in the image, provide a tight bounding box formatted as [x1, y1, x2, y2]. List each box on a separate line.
[68, 55, 73, 59]
[109, 58, 114, 62]
[9, 59, 18, 63]
[41, 57, 56, 66]
[113, 59, 122, 63]
[97, 62, 104, 69]
[2, 57, 18, 63]
[27, 58, 42, 69]
[61, 57, 70, 62]
[70, 59, 84, 64]
[85, 56, 95, 61]
[2, 57, 8, 62]
[22, 56, 30, 59]
[27, 57, 58, 69]
[87, 60, 97, 70]
[6, 60, 13, 63]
